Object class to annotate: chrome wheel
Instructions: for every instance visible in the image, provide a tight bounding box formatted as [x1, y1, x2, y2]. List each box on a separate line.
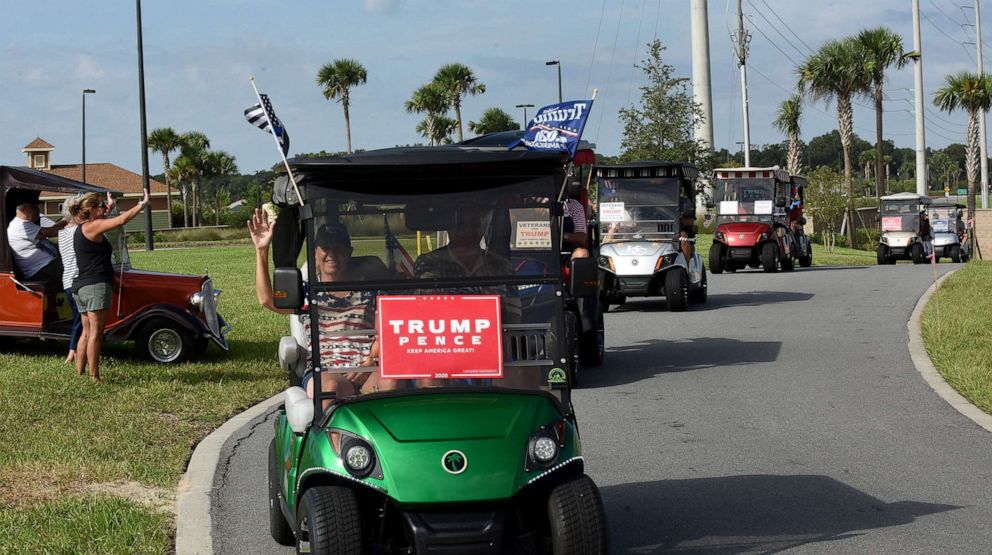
[147, 328, 183, 363]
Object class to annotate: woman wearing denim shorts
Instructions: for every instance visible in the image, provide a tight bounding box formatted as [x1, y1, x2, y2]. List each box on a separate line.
[70, 190, 149, 382]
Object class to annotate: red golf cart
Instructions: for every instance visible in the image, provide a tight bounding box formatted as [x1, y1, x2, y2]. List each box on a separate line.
[0, 166, 229, 363]
[708, 167, 797, 273]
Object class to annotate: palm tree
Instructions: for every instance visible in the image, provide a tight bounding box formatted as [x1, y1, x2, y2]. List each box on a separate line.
[859, 150, 875, 181]
[855, 27, 914, 200]
[316, 58, 368, 154]
[405, 83, 452, 146]
[202, 151, 238, 226]
[433, 63, 486, 142]
[416, 115, 457, 145]
[934, 71, 992, 222]
[178, 131, 210, 226]
[772, 95, 804, 175]
[468, 107, 520, 136]
[147, 127, 182, 228]
[798, 38, 871, 247]
[168, 156, 198, 227]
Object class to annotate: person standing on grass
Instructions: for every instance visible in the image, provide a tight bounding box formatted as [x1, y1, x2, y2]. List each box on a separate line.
[71, 190, 149, 382]
[58, 196, 84, 365]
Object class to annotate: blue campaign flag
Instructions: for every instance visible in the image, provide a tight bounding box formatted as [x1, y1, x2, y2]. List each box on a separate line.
[508, 99, 594, 158]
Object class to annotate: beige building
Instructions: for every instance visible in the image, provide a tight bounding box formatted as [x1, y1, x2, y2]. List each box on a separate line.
[21, 137, 171, 231]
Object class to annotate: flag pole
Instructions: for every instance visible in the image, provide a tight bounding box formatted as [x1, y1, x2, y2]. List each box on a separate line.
[249, 76, 305, 207]
[557, 88, 598, 202]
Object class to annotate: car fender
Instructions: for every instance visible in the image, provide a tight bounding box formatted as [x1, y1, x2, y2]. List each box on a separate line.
[107, 304, 207, 342]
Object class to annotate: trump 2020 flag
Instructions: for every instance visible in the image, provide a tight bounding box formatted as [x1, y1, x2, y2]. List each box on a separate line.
[509, 100, 593, 158]
[384, 217, 416, 277]
[244, 94, 290, 157]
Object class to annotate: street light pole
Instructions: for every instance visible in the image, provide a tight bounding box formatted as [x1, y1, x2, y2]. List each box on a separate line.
[515, 103, 534, 128]
[545, 60, 562, 103]
[136, 0, 154, 250]
[81, 89, 95, 184]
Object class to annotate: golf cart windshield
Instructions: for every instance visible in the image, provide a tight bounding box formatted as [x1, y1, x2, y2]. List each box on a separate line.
[301, 178, 561, 395]
[880, 201, 921, 233]
[713, 179, 776, 224]
[597, 177, 679, 243]
[929, 205, 962, 234]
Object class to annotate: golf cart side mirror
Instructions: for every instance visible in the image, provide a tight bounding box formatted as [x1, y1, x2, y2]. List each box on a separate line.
[569, 257, 599, 297]
[273, 267, 304, 310]
[775, 197, 788, 208]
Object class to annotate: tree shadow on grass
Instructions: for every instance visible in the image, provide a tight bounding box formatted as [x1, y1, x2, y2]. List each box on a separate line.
[602, 474, 958, 553]
[582, 337, 780, 388]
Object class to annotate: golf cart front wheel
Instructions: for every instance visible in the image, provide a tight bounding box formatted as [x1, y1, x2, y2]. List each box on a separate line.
[876, 245, 887, 265]
[547, 474, 608, 555]
[269, 440, 294, 546]
[760, 242, 779, 272]
[664, 268, 689, 312]
[950, 244, 962, 263]
[911, 243, 925, 264]
[296, 486, 363, 555]
[709, 243, 725, 274]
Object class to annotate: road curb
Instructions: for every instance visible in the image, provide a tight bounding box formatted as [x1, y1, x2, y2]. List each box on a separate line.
[175, 392, 284, 555]
[908, 268, 992, 433]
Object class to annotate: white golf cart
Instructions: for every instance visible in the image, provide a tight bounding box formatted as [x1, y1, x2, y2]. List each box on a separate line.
[877, 192, 932, 265]
[929, 198, 967, 263]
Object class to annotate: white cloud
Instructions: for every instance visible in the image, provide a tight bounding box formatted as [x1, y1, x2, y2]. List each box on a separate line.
[364, 0, 397, 13]
[74, 54, 105, 80]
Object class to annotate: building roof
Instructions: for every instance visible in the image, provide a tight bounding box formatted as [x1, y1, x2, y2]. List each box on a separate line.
[40, 163, 167, 197]
[22, 137, 55, 151]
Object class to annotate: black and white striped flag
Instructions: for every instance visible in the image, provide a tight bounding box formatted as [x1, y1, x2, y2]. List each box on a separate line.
[244, 93, 290, 157]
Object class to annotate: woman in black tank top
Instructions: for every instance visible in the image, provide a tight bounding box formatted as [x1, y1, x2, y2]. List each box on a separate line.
[69, 190, 149, 382]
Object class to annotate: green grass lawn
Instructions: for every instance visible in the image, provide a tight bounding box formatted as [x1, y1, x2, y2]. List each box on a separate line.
[0, 244, 289, 554]
[922, 261, 992, 414]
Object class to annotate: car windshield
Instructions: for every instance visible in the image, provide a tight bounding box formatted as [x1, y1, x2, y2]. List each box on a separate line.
[301, 179, 563, 395]
[880, 201, 921, 232]
[713, 179, 776, 224]
[597, 177, 679, 243]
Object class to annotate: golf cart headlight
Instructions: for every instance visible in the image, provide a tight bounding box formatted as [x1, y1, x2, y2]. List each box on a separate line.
[881, 236, 889, 245]
[714, 231, 725, 241]
[758, 232, 768, 241]
[598, 255, 614, 271]
[345, 445, 371, 471]
[532, 437, 558, 462]
[190, 292, 204, 311]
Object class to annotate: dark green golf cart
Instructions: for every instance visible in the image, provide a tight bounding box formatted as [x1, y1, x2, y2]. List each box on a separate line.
[266, 147, 608, 554]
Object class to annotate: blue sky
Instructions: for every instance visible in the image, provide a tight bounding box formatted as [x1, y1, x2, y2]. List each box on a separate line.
[1, 0, 989, 174]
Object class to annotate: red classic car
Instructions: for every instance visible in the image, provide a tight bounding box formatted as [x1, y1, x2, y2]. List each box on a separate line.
[0, 166, 228, 363]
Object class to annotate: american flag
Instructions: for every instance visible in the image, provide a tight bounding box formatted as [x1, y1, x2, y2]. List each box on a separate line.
[384, 218, 416, 277]
[244, 93, 290, 157]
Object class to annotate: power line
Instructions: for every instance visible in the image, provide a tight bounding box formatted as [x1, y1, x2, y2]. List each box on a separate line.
[744, 13, 801, 67]
[759, 0, 814, 54]
[921, 10, 980, 66]
[745, 0, 807, 59]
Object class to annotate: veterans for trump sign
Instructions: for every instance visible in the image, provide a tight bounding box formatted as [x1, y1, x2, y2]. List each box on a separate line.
[376, 295, 504, 380]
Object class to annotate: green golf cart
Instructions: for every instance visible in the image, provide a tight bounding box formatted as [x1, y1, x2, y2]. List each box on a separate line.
[267, 147, 608, 554]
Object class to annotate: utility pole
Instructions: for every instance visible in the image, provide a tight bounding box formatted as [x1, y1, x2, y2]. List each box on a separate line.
[913, 0, 928, 196]
[978, 0, 990, 208]
[136, 0, 154, 250]
[734, 0, 752, 167]
[691, 0, 715, 206]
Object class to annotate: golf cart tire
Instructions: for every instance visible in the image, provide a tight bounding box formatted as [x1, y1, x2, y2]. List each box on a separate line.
[780, 252, 795, 272]
[911, 243, 924, 264]
[547, 474, 609, 555]
[689, 267, 707, 304]
[137, 319, 193, 364]
[296, 486, 363, 555]
[876, 245, 887, 265]
[950, 245, 962, 263]
[269, 440, 295, 546]
[579, 308, 605, 368]
[761, 242, 778, 273]
[709, 243, 725, 274]
[664, 268, 689, 312]
[799, 245, 813, 268]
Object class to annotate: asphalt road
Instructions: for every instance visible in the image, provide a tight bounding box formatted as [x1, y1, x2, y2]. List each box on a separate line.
[211, 263, 992, 554]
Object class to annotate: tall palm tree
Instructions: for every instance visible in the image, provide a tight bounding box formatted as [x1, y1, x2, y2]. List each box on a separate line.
[433, 63, 486, 142]
[416, 114, 457, 145]
[147, 127, 182, 228]
[202, 151, 238, 226]
[168, 156, 198, 228]
[934, 71, 992, 222]
[855, 27, 914, 200]
[798, 38, 871, 246]
[405, 83, 452, 146]
[859, 150, 875, 181]
[178, 131, 210, 227]
[316, 58, 368, 154]
[772, 95, 804, 175]
[468, 107, 520, 136]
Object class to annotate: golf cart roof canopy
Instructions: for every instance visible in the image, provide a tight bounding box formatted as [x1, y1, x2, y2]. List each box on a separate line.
[277, 146, 567, 201]
[880, 192, 932, 204]
[790, 175, 808, 187]
[593, 161, 699, 180]
[930, 198, 965, 209]
[714, 167, 791, 183]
